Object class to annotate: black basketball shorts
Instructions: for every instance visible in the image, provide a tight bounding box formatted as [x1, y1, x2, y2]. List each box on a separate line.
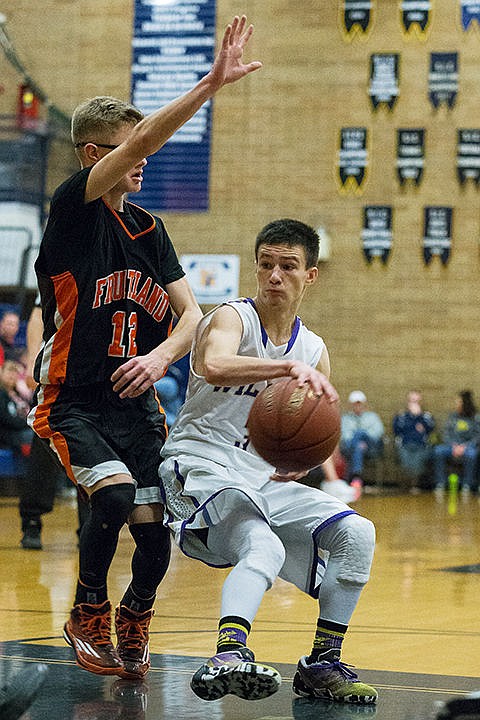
[29, 381, 167, 505]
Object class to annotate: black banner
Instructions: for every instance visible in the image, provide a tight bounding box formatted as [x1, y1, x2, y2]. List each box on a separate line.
[457, 129, 480, 185]
[460, 1, 480, 30]
[400, 1, 432, 36]
[338, 127, 368, 193]
[423, 207, 452, 265]
[428, 53, 458, 109]
[369, 54, 400, 110]
[341, 1, 374, 38]
[397, 129, 425, 186]
[362, 206, 393, 264]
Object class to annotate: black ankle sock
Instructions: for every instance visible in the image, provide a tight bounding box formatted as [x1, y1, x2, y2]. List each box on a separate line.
[307, 618, 347, 663]
[120, 584, 155, 614]
[74, 579, 108, 606]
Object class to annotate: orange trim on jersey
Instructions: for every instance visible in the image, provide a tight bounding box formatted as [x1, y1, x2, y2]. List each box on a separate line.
[152, 385, 168, 438]
[103, 199, 155, 240]
[31, 384, 76, 483]
[46, 271, 79, 384]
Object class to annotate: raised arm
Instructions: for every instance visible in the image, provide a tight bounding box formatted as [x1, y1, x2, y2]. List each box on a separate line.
[86, 15, 262, 202]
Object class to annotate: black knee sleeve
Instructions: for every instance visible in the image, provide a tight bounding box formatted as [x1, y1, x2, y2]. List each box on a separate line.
[129, 521, 171, 596]
[78, 483, 136, 586]
[90, 483, 136, 531]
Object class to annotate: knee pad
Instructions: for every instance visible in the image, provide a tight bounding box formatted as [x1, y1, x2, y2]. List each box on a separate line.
[90, 483, 136, 533]
[327, 514, 375, 586]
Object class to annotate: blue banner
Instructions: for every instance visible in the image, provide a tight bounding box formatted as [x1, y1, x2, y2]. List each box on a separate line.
[131, 0, 216, 212]
[460, 1, 480, 30]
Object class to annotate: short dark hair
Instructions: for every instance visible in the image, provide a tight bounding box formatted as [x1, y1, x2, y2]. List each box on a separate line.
[255, 219, 319, 268]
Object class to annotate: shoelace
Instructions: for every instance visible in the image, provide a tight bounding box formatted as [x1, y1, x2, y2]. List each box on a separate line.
[78, 610, 112, 646]
[324, 661, 359, 681]
[116, 615, 149, 651]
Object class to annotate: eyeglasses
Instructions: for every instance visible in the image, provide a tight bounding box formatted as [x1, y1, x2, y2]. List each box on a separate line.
[74, 142, 119, 150]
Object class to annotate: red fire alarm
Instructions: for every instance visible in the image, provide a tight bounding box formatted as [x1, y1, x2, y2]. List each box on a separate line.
[17, 83, 39, 124]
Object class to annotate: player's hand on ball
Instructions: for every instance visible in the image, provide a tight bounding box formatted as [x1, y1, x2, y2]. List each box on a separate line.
[270, 468, 309, 483]
[288, 362, 338, 402]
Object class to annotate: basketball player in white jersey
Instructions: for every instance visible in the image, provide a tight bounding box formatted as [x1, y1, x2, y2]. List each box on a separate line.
[160, 219, 377, 705]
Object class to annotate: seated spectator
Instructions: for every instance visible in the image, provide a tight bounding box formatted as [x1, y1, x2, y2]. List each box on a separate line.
[0, 358, 32, 455]
[0, 310, 25, 362]
[393, 390, 435, 492]
[340, 390, 384, 484]
[318, 449, 363, 503]
[304, 451, 362, 504]
[433, 390, 480, 496]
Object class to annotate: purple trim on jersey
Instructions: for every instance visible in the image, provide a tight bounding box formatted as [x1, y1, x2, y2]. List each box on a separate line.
[242, 297, 300, 353]
[243, 298, 268, 347]
[309, 510, 358, 599]
[285, 316, 301, 354]
[177, 485, 271, 569]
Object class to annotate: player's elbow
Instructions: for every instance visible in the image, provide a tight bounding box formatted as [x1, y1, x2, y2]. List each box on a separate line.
[202, 359, 232, 386]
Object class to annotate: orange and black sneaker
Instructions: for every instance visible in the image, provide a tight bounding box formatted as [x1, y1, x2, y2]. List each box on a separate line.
[115, 605, 154, 680]
[63, 601, 124, 676]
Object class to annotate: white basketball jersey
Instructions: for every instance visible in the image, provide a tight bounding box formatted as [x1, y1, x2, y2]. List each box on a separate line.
[162, 298, 325, 468]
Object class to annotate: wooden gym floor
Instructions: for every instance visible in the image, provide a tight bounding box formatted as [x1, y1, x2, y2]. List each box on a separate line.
[1, 487, 479, 719]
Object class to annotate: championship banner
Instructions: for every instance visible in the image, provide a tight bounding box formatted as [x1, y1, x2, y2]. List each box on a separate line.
[131, 0, 216, 211]
[397, 129, 425, 186]
[460, 1, 480, 30]
[361, 206, 393, 264]
[337, 127, 368, 193]
[369, 54, 400, 110]
[457, 129, 480, 185]
[423, 206, 453, 265]
[428, 52, 458, 109]
[400, 1, 433, 38]
[340, 1, 374, 39]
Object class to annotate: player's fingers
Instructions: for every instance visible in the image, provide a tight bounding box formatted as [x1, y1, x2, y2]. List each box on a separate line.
[228, 16, 239, 44]
[221, 22, 232, 51]
[235, 15, 247, 42]
[270, 473, 292, 482]
[239, 22, 254, 48]
[243, 61, 263, 74]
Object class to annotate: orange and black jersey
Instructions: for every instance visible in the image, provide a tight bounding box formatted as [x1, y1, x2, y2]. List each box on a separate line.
[34, 166, 185, 387]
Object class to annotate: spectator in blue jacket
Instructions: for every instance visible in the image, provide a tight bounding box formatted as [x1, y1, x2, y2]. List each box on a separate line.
[340, 390, 384, 483]
[433, 390, 480, 496]
[393, 390, 435, 491]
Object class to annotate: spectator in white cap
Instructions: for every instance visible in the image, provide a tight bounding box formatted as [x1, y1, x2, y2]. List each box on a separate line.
[340, 391, 385, 484]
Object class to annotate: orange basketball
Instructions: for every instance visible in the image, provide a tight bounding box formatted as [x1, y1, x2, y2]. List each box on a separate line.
[246, 378, 341, 472]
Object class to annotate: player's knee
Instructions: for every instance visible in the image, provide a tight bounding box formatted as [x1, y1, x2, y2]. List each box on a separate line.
[242, 533, 286, 589]
[333, 514, 375, 586]
[90, 483, 136, 533]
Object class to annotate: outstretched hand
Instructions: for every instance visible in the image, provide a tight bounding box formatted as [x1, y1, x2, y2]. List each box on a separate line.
[208, 15, 262, 89]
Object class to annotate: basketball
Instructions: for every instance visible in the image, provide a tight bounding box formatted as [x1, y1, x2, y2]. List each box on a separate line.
[246, 378, 341, 472]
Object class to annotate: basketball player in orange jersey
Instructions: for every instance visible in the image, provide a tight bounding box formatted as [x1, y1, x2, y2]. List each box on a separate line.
[27, 16, 262, 679]
[159, 219, 377, 705]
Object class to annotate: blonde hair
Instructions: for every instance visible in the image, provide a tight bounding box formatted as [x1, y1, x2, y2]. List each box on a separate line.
[71, 96, 144, 145]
